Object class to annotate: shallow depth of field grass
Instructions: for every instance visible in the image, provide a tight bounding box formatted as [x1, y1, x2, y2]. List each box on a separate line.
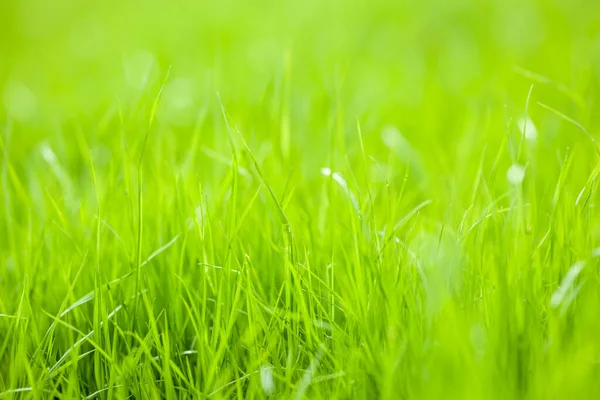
[2, 0, 600, 398]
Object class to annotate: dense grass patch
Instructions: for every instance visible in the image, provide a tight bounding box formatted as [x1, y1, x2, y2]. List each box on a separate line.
[2, 0, 600, 398]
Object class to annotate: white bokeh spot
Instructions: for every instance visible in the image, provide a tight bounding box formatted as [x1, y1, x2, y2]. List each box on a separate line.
[517, 116, 538, 142]
[507, 164, 526, 186]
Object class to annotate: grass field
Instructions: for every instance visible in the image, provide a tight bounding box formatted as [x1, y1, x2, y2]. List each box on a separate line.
[2, 0, 600, 398]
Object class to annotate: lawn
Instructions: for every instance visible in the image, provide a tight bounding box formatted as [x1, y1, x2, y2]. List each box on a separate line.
[2, 0, 600, 398]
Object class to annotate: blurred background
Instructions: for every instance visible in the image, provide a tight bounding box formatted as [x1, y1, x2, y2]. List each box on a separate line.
[2, 0, 599, 139]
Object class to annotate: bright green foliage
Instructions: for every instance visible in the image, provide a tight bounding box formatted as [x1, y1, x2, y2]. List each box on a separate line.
[2, 0, 600, 398]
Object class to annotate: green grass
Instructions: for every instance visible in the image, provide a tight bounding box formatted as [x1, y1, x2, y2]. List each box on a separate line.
[2, 0, 600, 398]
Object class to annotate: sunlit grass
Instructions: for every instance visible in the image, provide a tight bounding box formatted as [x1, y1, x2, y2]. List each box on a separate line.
[2, 0, 600, 398]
